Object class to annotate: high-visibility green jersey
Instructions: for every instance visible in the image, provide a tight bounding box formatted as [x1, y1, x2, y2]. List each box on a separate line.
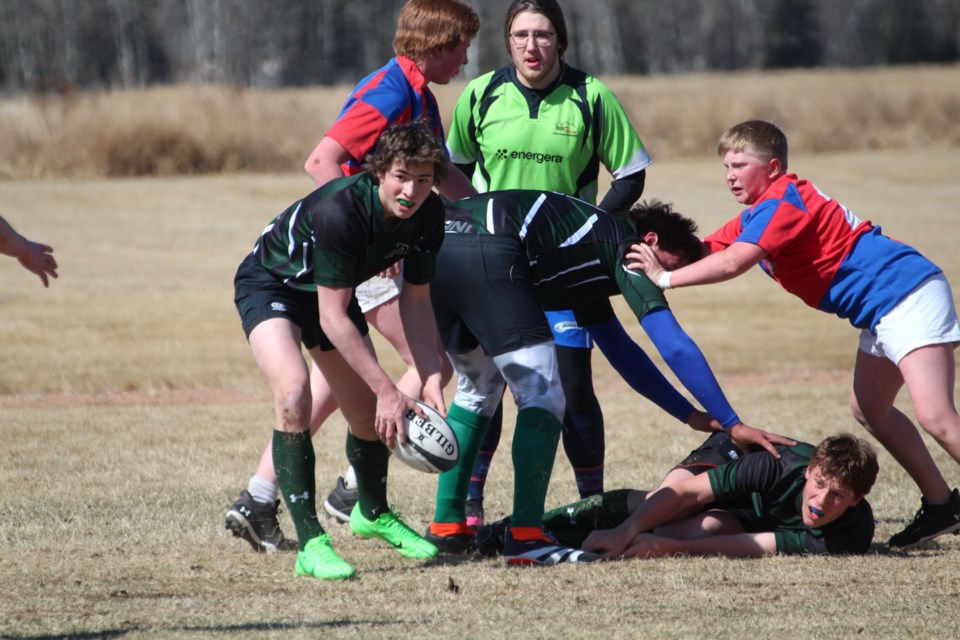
[447, 64, 651, 205]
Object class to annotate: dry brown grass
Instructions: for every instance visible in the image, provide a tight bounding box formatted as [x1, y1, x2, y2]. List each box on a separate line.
[1, 64, 958, 179]
[2, 138, 960, 638]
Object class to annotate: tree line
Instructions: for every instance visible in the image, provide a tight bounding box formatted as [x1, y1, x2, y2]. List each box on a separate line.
[2, 0, 958, 93]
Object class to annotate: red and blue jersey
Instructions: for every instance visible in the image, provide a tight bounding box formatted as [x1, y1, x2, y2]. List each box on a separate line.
[704, 174, 940, 331]
[324, 56, 447, 176]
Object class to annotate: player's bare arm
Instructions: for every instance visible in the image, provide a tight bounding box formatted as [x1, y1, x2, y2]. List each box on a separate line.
[436, 160, 478, 201]
[584, 473, 716, 559]
[397, 281, 447, 417]
[627, 241, 767, 288]
[0, 215, 57, 287]
[623, 531, 778, 559]
[304, 135, 351, 187]
[316, 284, 415, 447]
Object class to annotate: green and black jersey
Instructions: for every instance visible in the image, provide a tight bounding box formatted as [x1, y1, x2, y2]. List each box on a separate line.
[446, 65, 651, 205]
[252, 172, 444, 292]
[443, 190, 666, 323]
[708, 443, 875, 555]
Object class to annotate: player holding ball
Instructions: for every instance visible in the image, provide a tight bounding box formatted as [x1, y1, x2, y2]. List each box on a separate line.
[232, 121, 448, 580]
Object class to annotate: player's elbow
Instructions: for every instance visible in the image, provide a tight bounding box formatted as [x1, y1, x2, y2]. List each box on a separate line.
[304, 154, 322, 182]
[658, 340, 696, 369]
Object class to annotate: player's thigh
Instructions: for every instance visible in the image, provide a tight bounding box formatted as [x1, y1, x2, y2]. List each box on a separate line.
[249, 318, 311, 393]
[493, 341, 565, 418]
[235, 259, 314, 394]
[851, 347, 903, 421]
[447, 346, 507, 416]
[365, 295, 417, 368]
[898, 343, 960, 426]
[554, 343, 596, 407]
[310, 340, 378, 438]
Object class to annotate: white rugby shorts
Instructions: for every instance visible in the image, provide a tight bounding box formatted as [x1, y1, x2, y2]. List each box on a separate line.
[859, 273, 960, 364]
[355, 273, 402, 313]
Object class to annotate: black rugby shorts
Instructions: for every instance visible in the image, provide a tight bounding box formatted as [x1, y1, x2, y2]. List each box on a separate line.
[233, 253, 367, 351]
[430, 234, 552, 357]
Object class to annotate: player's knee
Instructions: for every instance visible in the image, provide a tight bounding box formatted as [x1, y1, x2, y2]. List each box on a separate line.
[915, 408, 960, 442]
[515, 384, 565, 420]
[849, 395, 868, 426]
[562, 379, 599, 413]
[273, 383, 311, 430]
[453, 390, 502, 417]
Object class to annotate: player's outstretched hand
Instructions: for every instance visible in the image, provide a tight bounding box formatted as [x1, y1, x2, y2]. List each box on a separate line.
[625, 242, 665, 283]
[582, 527, 631, 560]
[728, 423, 796, 458]
[19, 240, 58, 287]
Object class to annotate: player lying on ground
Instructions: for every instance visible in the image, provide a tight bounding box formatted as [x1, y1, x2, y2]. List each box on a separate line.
[628, 119, 960, 549]
[425, 192, 794, 564]
[476, 431, 878, 558]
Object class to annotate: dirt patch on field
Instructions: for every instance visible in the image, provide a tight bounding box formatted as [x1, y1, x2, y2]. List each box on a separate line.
[0, 387, 267, 409]
[0, 370, 852, 410]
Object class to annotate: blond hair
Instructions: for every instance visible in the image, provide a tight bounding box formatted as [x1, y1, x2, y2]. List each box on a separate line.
[717, 120, 789, 170]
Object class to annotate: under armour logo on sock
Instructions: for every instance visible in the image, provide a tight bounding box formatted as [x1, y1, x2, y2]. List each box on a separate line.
[288, 491, 310, 503]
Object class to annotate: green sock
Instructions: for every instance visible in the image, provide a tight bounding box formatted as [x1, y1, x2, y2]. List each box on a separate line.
[542, 489, 632, 547]
[272, 429, 323, 550]
[433, 404, 491, 523]
[346, 432, 391, 520]
[511, 407, 562, 528]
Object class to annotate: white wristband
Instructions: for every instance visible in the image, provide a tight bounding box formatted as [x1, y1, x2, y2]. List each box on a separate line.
[657, 271, 673, 290]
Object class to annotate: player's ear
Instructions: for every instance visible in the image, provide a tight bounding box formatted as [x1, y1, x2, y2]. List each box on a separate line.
[767, 157, 783, 179]
[642, 231, 658, 246]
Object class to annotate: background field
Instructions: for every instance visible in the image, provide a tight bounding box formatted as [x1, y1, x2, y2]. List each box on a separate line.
[3, 64, 959, 179]
[2, 68, 960, 639]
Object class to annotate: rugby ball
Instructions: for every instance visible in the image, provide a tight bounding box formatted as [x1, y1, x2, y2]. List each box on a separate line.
[394, 401, 459, 474]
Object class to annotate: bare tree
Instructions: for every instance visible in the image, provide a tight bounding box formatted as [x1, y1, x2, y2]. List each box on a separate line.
[1, 0, 959, 93]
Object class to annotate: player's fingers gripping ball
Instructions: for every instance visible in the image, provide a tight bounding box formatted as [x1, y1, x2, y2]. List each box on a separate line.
[393, 401, 460, 474]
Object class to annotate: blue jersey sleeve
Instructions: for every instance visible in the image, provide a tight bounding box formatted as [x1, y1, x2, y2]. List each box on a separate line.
[640, 308, 740, 428]
[586, 315, 696, 423]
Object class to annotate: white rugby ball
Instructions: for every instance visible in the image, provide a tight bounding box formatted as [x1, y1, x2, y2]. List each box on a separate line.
[394, 401, 459, 474]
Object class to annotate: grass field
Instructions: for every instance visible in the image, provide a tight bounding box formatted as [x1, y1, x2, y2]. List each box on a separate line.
[1, 143, 959, 639]
[2, 64, 958, 179]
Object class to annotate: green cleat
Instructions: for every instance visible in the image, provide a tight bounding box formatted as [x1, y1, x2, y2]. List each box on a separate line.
[349, 505, 438, 559]
[294, 534, 356, 580]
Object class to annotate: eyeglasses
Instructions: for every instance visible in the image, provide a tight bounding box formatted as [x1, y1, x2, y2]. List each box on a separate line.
[509, 30, 555, 48]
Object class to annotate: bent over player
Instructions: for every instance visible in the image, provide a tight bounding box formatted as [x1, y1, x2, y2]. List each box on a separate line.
[423, 192, 793, 564]
[232, 122, 447, 580]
